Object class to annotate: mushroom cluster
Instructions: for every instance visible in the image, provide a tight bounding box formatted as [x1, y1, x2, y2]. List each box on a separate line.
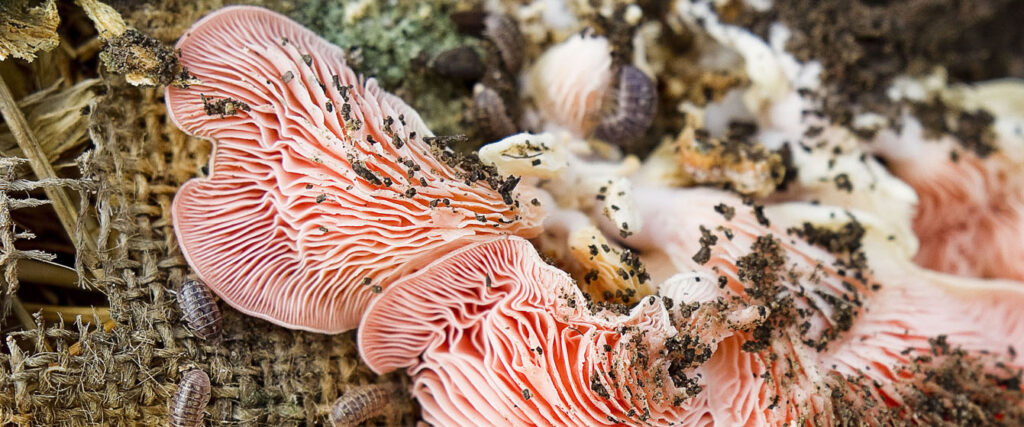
[166, 3, 1024, 426]
[358, 187, 1024, 425]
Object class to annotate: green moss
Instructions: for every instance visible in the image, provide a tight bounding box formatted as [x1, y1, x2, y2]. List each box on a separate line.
[290, 0, 476, 135]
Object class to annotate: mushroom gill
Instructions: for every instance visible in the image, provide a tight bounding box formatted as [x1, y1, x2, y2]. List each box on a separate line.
[872, 118, 1024, 281]
[618, 186, 1024, 423]
[359, 237, 705, 426]
[361, 186, 1024, 425]
[165, 6, 544, 333]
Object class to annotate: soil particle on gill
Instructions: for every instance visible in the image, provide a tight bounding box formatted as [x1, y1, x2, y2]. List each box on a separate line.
[200, 94, 251, 117]
[787, 216, 868, 273]
[424, 135, 521, 209]
[827, 339, 1024, 425]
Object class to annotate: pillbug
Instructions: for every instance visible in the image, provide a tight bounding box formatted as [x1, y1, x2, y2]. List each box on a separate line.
[331, 383, 399, 426]
[178, 279, 223, 340]
[431, 46, 484, 81]
[472, 84, 517, 139]
[594, 65, 657, 147]
[483, 14, 524, 73]
[168, 369, 211, 427]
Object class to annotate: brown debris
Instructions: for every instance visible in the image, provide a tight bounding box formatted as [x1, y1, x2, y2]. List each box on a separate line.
[200, 95, 251, 118]
[911, 98, 999, 158]
[0, 0, 59, 62]
[99, 28, 180, 86]
[827, 340, 1024, 425]
[787, 217, 867, 272]
[667, 125, 786, 197]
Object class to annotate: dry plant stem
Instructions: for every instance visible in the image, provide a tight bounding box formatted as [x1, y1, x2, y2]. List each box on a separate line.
[0, 74, 100, 275]
[20, 302, 110, 325]
[17, 258, 78, 289]
[74, 36, 103, 59]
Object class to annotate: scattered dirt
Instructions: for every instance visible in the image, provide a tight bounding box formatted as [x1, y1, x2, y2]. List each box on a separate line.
[897, 339, 1024, 425]
[200, 95, 251, 117]
[787, 217, 868, 272]
[911, 98, 999, 157]
[829, 339, 1024, 425]
[727, 0, 1024, 142]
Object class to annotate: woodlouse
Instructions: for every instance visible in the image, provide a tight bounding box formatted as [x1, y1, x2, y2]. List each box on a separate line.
[178, 279, 223, 340]
[168, 369, 211, 427]
[594, 65, 657, 147]
[483, 14, 524, 73]
[330, 383, 399, 426]
[472, 84, 517, 139]
[431, 46, 484, 81]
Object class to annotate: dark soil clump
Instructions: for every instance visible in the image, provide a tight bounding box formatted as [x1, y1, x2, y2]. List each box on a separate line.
[728, 0, 1024, 141]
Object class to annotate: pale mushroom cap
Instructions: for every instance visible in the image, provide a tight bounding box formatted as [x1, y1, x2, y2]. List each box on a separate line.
[166, 6, 544, 333]
[526, 35, 614, 135]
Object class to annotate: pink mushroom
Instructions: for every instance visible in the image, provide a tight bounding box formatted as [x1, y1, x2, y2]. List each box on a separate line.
[360, 237, 699, 426]
[165, 6, 544, 333]
[526, 34, 614, 135]
[621, 186, 1024, 423]
[360, 188, 1024, 425]
[872, 126, 1024, 281]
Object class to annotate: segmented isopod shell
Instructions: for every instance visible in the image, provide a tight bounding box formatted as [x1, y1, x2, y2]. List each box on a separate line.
[431, 46, 485, 81]
[331, 383, 398, 426]
[483, 13, 524, 73]
[169, 369, 211, 427]
[594, 65, 657, 146]
[472, 84, 517, 139]
[178, 279, 223, 339]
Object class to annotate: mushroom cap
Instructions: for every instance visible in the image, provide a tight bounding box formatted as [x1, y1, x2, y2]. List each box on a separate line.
[526, 34, 613, 136]
[359, 237, 695, 426]
[166, 6, 544, 333]
[621, 186, 1024, 423]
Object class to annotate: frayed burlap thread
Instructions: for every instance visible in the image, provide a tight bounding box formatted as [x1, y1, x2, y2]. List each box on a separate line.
[0, 81, 412, 425]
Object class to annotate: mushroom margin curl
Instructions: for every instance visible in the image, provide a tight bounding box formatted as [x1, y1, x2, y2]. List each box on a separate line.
[165, 6, 545, 333]
[359, 236, 707, 426]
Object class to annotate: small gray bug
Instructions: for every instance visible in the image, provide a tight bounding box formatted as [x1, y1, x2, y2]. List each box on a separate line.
[168, 369, 211, 427]
[594, 65, 657, 147]
[483, 14, 525, 73]
[330, 383, 399, 426]
[472, 84, 517, 139]
[431, 46, 485, 81]
[178, 279, 223, 340]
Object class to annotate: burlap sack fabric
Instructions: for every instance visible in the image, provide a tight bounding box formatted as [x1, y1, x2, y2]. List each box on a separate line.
[0, 1, 411, 425]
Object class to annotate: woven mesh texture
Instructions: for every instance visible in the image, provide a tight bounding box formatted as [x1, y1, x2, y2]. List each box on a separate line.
[0, 2, 414, 423]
